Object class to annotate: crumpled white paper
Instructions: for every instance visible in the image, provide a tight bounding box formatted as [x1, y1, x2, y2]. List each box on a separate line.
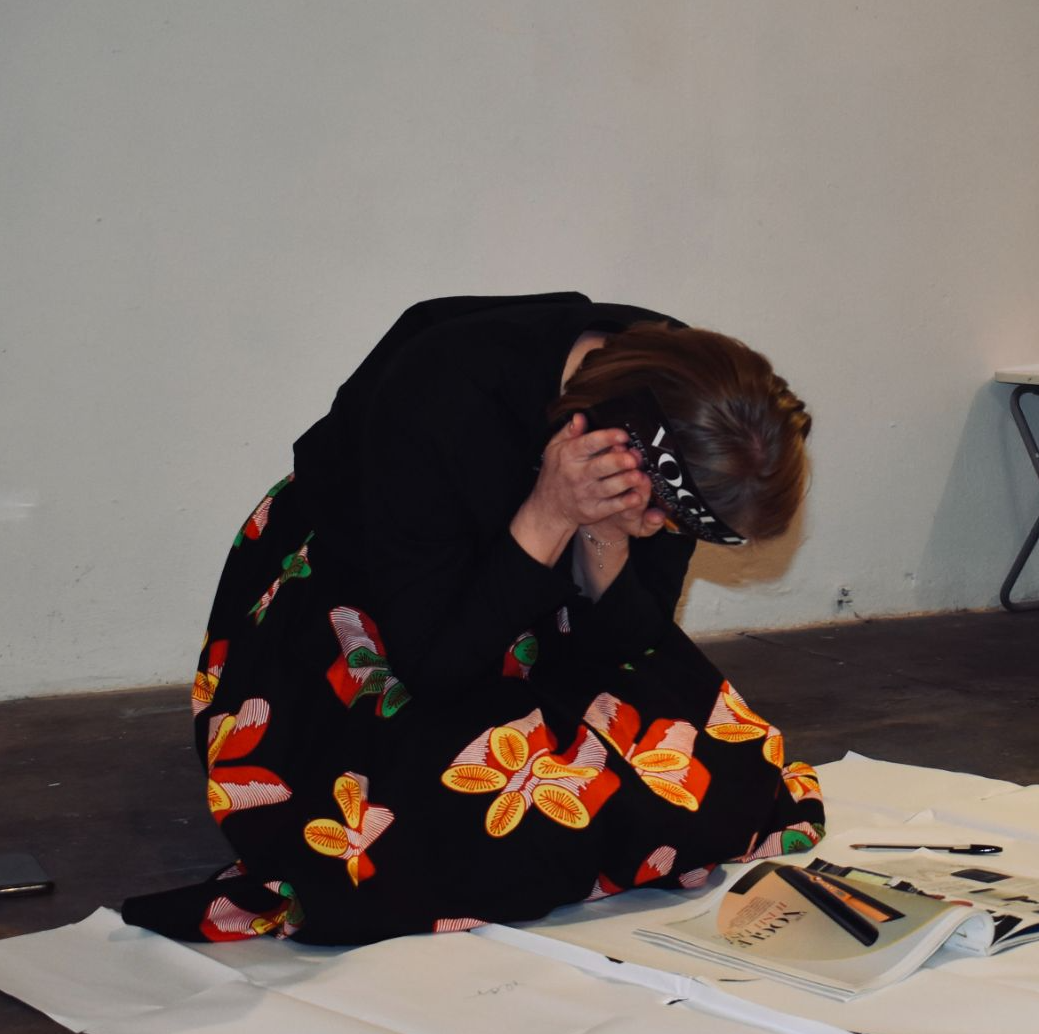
[0, 905, 799, 1034]
[4, 753, 1038, 1034]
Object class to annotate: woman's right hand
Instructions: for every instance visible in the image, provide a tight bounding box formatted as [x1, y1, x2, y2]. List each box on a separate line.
[509, 413, 652, 567]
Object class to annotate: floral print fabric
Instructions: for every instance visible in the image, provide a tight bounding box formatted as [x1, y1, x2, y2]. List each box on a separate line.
[122, 474, 824, 947]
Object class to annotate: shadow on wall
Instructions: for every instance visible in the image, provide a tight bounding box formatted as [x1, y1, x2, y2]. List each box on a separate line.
[683, 444, 814, 598]
[678, 380, 1039, 626]
[678, 501, 807, 622]
[917, 380, 1039, 610]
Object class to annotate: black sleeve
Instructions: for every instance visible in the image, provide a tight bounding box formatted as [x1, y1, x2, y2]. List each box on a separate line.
[359, 361, 577, 698]
[561, 532, 696, 662]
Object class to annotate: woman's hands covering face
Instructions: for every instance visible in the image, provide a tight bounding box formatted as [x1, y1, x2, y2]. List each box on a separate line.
[536, 414, 666, 541]
[508, 414, 665, 575]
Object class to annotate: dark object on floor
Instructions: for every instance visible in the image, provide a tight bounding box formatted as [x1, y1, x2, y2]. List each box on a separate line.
[0, 856, 53, 899]
[2, 609, 1037, 1033]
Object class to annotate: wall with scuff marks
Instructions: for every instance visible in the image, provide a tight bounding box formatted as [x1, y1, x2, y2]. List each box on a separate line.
[2, 1, 1038, 699]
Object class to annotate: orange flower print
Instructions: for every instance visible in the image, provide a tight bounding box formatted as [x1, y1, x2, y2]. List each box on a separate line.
[783, 761, 823, 804]
[248, 533, 314, 625]
[587, 860, 712, 899]
[584, 693, 641, 755]
[705, 680, 784, 767]
[303, 772, 395, 887]
[583, 694, 711, 812]
[585, 872, 625, 901]
[441, 709, 620, 838]
[192, 634, 228, 717]
[234, 474, 294, 548]
[635, 845, 677, 885]
[200, 880, 303, 942]
[207, 698, 292, 824]
[326, 606, 410, 717]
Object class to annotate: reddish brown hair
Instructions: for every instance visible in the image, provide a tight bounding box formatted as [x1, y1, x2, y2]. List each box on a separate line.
[550, 323, 811, 541]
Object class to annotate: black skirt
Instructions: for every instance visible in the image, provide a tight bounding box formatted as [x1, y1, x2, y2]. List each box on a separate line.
[123, 476, 825, 945]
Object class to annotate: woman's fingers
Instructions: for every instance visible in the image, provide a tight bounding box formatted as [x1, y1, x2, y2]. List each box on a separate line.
[588, 448, 639, 483]
[589, 474, 653, 525]
[639, 506, 667, 537]
[584, 501, 667, 549]
[546, 415, 634, 465]
[537, 419, 659, 527]
[559, 434, 639, 479]
[545, 412, 598, 447]
[595, 467, 648, 505]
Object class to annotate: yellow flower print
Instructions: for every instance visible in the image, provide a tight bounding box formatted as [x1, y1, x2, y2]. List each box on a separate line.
[583, 693, 711, 812]
[705, 680, 784, 767]
[303, 772, 395, 886]
[192, 634, 228, 717]
[441, 709, 619, 838]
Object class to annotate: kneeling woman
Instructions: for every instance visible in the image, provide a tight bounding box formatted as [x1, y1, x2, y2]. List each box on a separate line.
[124, 292, 824, 945]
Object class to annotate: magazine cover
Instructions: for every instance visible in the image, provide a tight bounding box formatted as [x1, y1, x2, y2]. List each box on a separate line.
[636, 860, 993, 1000]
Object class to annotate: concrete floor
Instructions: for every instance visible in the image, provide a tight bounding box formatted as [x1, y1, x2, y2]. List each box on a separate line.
[2, 609, 1038, 1032]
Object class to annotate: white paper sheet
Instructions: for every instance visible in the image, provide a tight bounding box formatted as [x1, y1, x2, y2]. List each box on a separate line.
[91, 983, 396, 1034]
[485, 757, 1039, 1034]
[4, 754, 1039, 1034]
[476, 922, 850, 1034]
[817, 823, 1039, 873]
[710, 950, 1039, 1034]
[930, 784, 1039, 839]
[273, 930, 784, 1034]
[0, 908, 245, 1031]
[0, 907, 785, 1034]
[815, 753, 1022, 821]
[486, 857, 1039, 1034]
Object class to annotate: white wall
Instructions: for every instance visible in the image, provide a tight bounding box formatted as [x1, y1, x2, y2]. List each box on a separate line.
[2, 1, 1038, 699]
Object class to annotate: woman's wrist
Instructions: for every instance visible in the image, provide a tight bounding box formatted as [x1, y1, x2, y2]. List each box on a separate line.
[509, 496, 577, 568]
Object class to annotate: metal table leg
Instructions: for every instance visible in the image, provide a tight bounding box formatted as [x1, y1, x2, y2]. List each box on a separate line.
[1000, 384, 1039, 612]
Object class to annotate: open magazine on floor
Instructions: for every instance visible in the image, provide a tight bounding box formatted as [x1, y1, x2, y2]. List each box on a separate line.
[633, 856, 1039, 1001]
[811, 855, 1039, 951]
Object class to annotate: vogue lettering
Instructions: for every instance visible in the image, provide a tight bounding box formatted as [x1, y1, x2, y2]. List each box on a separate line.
[585, 388, 747, 546]
[649, 423, 712, 518]
[723, 905, 809, 949]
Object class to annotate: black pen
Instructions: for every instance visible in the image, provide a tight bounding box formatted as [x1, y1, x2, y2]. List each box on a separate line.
[850, 843, 1002, 855]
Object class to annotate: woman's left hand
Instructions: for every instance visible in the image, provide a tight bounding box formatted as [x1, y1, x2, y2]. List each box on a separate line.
[582, 446, 668, 544]
[583, 500, 667, 545]
[573, 455, 667, 599]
